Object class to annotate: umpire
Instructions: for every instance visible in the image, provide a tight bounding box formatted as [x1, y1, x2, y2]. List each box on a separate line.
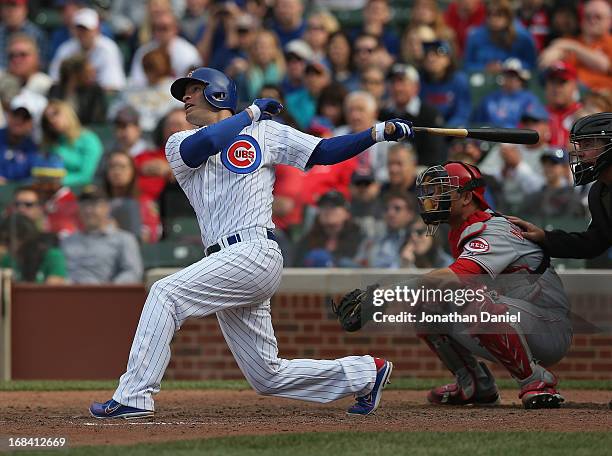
[510, 112, 612, 258]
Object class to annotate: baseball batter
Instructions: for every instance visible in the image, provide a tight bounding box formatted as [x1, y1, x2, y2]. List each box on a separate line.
[90, 67, 414, 418]
[335, 161, 572, 409]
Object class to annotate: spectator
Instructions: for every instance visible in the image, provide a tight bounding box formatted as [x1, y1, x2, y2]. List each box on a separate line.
[109, 106, 150, 158]
[180, 0, 210, 44]
[212, 13, 259, 75]
[295, 191, 363, 267]
[408, 0, 456, 45]
[355, 191, 416, 268]
[326, 31, 355, 88]
[380, 63, 446, 166]
[280, 40, 313, 95]
[49, 0, 115, 62]
[575, 89, 612, 118]
[61, 186, 143, 284]
[103, 150, 161, 243]
[444, 0, 486, 56]
[0, 94, 44, 185]
[419, 40, 471, 127]
[273, 163, 305, 255]
[349, 169, 383, 238]
[304, 10, 338, 61]
[519, 148, 584, 218]
[310, 82, 347, 131]
[352, 34, 393, 87]
[463, 0, 537, 73]
[112, 47, 181, 132]
[109, 0, 184, 42]
[546, 1, 580, 46]
[400, 218, 453, 268]
[353, 0, 400, 57]
[238, 30, 285, 102]
[471, 58, 543, 128]
[30, 155, 80, 238]
[9, 186, 46, 230]
[259, 84, 299, 127]
[0, 213, 66, 284]
[48, 54, 107, 125]
[489, 143, 544, 212]
[380, 142, 418, 201]
[129, 10, 202, 88]
[137, 109, 181, 203]
[399, 25, 437, 69]
[0, 0, 47, 70]
[49, 8, 126, 92]
[0, 34, 52, 97]
[270, 0, 306, 47]
[360, 66, 387, 109]
[334, 91, 390, 182]
[539, 0, 612, 90]
[286, 59, 330, 129]
[543, 61, 582, 148]
[517, 0, 550, 51]
[41, 100, 104, 187]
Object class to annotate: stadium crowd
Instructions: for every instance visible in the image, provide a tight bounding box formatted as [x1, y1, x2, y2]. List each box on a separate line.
[0, 0, 611, 284]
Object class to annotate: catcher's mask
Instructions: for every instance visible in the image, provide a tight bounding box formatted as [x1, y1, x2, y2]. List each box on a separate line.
[416, 161, 488, 235]
[569, 112, 612, 186]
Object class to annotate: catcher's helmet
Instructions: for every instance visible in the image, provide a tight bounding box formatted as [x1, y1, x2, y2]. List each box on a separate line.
[416, 161, 489, 235]
[569, 112, 612, 186]
[170, 67, 238, 113]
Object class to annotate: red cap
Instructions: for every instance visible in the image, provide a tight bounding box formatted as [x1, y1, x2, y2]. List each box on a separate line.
[443, 162, 490, 210]
[545, 61, 577, 81]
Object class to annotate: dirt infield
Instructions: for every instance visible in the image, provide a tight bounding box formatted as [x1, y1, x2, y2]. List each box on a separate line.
[0, 390, 610, 447]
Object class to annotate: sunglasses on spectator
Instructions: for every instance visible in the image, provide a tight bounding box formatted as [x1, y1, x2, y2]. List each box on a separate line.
[14, 201, 39, 208]
[413, 228, 427, 236]
[286, 53, 304, 62]
[386, 204, 407, 213]
[237, 27, 251, 34]
[9, 51, 31, 59]
[355, 47, 375, 54]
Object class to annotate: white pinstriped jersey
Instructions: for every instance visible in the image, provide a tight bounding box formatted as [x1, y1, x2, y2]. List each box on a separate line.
[165, 120, 322, 247]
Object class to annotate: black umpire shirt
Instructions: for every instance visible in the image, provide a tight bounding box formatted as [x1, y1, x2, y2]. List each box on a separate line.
[541, 181, 612, 258]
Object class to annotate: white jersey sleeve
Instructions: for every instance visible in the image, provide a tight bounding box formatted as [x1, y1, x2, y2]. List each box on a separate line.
[263, 121, 322, 170]
[164, 128, 204, 182]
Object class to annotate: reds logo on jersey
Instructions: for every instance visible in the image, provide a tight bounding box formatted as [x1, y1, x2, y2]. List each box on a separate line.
[465, 237, 490, 253]
[221, 135, 262, 174]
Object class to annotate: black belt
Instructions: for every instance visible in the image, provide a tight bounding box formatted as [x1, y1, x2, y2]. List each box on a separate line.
[205, 229, 277, 256]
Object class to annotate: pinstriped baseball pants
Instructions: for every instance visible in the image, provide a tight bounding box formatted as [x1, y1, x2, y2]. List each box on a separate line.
[113, 238, 377, 411]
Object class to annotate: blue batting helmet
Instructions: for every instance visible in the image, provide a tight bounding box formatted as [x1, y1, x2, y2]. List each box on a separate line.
[170, 67, 238, 113]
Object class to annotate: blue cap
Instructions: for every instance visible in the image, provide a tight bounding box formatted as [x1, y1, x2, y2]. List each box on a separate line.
[31, 154, 66, 179]
[521, 102, 549, 122]
[303, 249, 334, 268]
[540, 148, 568, 164]
[422, 40, 451, 55]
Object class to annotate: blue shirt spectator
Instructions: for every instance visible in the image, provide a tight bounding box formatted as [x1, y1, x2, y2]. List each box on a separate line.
[419, 40, 472, 127]
[471, 58, 543, 128]
[0, 0, 47, 70]
[270, 0, 307, 47]
[464, 14, 537, 73]
[0, 114, 38, 184]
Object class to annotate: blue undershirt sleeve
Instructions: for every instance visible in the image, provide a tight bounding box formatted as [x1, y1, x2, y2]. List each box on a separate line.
[306, 129, 375, 167]
[179, 110, 252, 168]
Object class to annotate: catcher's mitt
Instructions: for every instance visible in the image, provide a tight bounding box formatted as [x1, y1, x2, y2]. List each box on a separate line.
[331, 283, 379, 332]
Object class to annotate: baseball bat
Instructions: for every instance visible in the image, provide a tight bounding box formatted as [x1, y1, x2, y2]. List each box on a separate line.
[413, 127, 539, 145]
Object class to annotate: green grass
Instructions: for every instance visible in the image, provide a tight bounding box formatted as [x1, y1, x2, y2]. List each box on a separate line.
[1, 378, 611, 392]
[13, 432, 612, 456]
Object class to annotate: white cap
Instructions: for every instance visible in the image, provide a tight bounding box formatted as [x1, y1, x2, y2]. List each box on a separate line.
[502, 58, 531, 81]
[73, 8, 99, 30]
[285, 40, 314, 61]
[10, 90, 48, 122]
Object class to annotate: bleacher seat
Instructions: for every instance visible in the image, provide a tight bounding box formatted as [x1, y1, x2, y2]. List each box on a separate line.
[141, 240, 204, 269]
[168, 216, 201, 240]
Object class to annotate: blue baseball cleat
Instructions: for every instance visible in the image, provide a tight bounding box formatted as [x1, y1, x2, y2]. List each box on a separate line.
[89, 399, 154, 419]
[347, 360, 393, 415]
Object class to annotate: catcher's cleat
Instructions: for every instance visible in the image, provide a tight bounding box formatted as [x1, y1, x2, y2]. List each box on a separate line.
[519, 379, 565, 409]
[427, 382, 501, 406]
[347, 360, 393, 416]
[89, 399, 154, 419]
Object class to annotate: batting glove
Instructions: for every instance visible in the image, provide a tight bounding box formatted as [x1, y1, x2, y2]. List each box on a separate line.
[248, 98, 284, 122]
[374, 119, 414, 142]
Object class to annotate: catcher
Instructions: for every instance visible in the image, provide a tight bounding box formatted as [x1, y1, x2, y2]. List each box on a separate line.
[333, 161, 572, 409]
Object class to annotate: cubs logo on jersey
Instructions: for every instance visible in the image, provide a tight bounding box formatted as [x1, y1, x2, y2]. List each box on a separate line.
[222, 135, 262, 174]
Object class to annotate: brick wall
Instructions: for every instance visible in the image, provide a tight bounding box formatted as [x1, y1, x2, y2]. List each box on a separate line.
[165, 292, 612, 381]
